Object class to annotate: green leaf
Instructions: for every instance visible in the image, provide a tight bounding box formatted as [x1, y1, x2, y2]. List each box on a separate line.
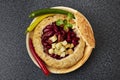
[65, 23, 73, 28]
[64, 26, 69, 32]
[56, 19, 64, 26]
[63, 19, 67, 24]
[67, 13, 74, 20]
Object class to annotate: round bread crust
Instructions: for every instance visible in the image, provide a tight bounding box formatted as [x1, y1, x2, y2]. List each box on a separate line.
[33, 14, 85, 69]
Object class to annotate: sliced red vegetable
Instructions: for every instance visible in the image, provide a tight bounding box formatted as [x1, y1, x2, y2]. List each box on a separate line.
[29, 38, 50, 76]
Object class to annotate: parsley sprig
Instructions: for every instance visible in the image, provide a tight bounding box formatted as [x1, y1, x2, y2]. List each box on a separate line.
[56, 13, 74, 31]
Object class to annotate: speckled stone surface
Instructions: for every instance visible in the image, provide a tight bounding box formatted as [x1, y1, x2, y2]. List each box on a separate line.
[0, 0, 120, 80]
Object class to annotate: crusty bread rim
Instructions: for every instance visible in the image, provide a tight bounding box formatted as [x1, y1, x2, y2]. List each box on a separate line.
[33, 14, 86, 69]
[26, 6, 95, 74]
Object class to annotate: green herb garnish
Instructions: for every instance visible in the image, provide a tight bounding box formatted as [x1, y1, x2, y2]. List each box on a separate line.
[67, 13, 74, 21]
[56, 19, 64, 26]
[63, 19, 67, 24]
[64, 25, 69, 32]
[56, 13, 74, 31]
[65, 23, 73, 28]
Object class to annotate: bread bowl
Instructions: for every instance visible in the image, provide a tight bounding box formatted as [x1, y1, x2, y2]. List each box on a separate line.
[26, 6, 95, 74]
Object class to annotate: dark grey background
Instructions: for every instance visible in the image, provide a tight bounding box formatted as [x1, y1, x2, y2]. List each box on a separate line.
[0, 0, 120, 80]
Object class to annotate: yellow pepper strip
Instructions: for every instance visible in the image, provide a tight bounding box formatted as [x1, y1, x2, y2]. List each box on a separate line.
[26, 14, 54, 33]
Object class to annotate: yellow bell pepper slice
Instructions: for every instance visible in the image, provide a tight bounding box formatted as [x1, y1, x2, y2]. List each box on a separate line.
[26, 14, 54, 32]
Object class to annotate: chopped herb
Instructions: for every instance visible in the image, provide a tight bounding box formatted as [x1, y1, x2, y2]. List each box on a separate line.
[64, 26, 69, 32]
[63, 19, 67, 24]
[65, 23, 73, 28]
[56, 19, 64, 26]
[56, 13, 73, 31]
[67, 13, 74, 21]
